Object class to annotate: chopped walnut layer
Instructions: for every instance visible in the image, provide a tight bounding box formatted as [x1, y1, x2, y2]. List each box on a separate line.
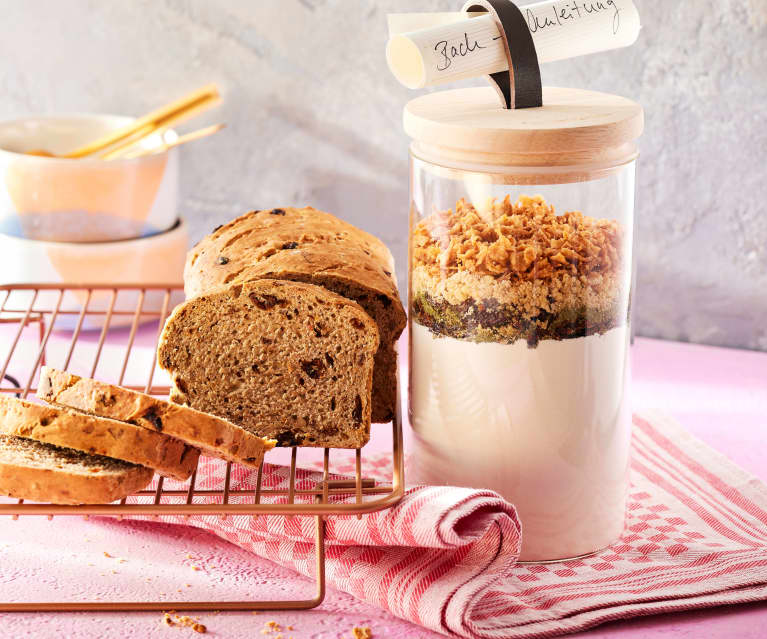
[411, 195, 628, 345]
[413, 195, 622, 282]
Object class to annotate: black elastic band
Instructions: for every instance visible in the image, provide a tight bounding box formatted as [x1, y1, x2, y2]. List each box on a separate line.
[2, 374, 21, 398]
[464, 0, 542, 109]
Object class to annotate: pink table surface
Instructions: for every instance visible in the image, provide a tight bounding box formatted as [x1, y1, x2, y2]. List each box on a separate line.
[1, 334, 766, 638]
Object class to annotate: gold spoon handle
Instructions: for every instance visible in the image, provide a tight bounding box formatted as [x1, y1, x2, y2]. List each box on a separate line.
[64, 84, 220, 159]
[115, 123, 226, 160]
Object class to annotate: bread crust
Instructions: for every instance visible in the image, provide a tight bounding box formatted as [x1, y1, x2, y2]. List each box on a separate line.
[0, 435, 153, 505]
[184, 206, 406, 423]
[38, 367, 275, 468]
[185, 209, 401, 304]
[0, 396, 198, 481]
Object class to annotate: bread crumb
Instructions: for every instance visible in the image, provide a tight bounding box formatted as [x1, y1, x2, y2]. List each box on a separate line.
[103, 551, 113, 558]
[162, 612, 207, 633]
[352, 627, 373, 639]
[192, 565, 201, 571]
[260, 621, 282, 634]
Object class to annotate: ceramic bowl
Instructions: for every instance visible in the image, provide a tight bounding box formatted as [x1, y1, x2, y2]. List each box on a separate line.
[0, 114, 179, 242]
[0, 220, 187, 329]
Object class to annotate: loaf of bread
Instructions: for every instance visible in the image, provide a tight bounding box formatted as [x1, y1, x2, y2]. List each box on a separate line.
[184, 206, 406, 423]
[38, 366, 275, 468]
[158, 279, 379, 448]
[0, 434, 153, 505]
[0, 395, 198, 481]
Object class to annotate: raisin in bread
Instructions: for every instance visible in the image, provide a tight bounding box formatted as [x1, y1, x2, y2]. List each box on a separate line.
[0, 434, 153, 505]
[184, 206, 406, 423]
[38, 366, 275, 468]
[158, 279, 379, 448]
[0, 395, 198, 481]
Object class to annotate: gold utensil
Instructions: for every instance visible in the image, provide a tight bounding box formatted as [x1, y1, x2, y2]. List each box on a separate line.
[26, 84, 220, 159]
[116, 123, 225, 159]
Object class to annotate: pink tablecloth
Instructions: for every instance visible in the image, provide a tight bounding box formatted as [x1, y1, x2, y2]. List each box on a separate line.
[0, 336, 766, 638]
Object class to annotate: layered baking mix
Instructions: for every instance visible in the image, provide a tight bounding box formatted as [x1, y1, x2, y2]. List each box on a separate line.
[409, 194, 633, 559]
[411, 195, 627, 346]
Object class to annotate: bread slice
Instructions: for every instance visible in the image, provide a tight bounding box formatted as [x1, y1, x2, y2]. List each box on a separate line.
[0, 434, 153, 505]
[0, 396, 198, 481]
[184, 206, 406, 423]
[157, 279, 379, 448]
[38, 366, 275, 468]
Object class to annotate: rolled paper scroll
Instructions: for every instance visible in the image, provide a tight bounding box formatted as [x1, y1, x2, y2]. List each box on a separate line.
[387, 0, 640, 89]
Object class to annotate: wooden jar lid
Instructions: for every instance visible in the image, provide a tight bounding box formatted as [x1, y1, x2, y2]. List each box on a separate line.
[404, 86, 644, 170]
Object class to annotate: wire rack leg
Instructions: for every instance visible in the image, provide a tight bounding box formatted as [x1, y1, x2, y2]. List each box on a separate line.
[0, 515, 326, 612]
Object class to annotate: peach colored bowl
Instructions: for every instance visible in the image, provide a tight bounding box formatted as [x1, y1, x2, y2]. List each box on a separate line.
[0, 114, 179, 242]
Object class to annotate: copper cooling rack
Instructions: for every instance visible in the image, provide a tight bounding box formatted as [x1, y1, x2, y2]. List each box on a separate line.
[0, 283, 405, 611]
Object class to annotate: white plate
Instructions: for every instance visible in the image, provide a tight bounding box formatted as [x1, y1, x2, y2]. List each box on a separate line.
[0, 220, 188, 329]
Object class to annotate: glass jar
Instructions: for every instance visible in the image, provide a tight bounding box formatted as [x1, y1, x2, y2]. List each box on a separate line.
[404, 86, 643, 561]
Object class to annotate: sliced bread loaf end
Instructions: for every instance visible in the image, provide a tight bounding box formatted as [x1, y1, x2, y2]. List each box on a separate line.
[184, 206, 406, 423]
[158, 279, 379, 448]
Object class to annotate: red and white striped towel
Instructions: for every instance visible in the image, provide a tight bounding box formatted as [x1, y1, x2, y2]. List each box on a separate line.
[128, 411, 767, 638]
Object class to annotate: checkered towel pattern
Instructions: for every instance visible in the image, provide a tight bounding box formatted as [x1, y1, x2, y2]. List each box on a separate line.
[128, 411, 767, 638]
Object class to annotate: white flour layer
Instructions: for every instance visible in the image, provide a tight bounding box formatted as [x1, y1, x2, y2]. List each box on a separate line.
[409, 322, 632, 561]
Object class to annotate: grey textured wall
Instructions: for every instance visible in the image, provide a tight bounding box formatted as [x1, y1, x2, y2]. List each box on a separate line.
[1, 0, 765, 349]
